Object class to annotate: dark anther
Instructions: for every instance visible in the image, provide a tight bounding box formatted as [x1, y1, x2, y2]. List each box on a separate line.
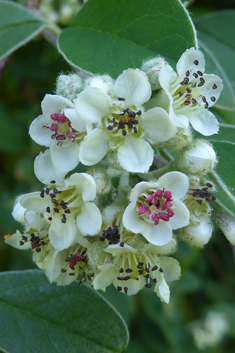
[100, 225, 120, 245]
[206, 182, 213, 187]
[117, 286, 122, 292]
[179, 92, 183, 97]
[145, 283, 152, 288]
[193, 73, 198, 78]
[153, 278, 157, 283]
[152, 265, 158, 271]
[193, 60, 199, 65]
[69, 273, 75, 276]
[185, 70, 190, 77]
[126, 268, 133, 273]
[65, 209, 71, 213]
[61, 268, 67, 273]
[120, 242, 124, 247]
[50, 180, 56, 184]
[46, 188, 50, 195]
[107, 125, 113, 130]
[50, 193, 55, 198]
[53, 188, 58, 194]
[46, 206, 50, 213]
[133, 127, 138, 134]
[211, 96, 216, 102]
[136, 110, 142, 115]
[198, 77, 205, 87]
[145, 274, 150, 279]
[120, 268, 124, 273]
[137, 264, 142, 269]
[19, 241, 24, 246]
[36, 248, 41, 253]
[48, 217, 52, 221]
[124, 276, 130, 281]
[118, 97, 126, 101]
[138, 270, 143, 275]
[139, 262, 144, 266]
[205, 102, 209, 108]
[202, 96, 206, 103]
[145, 267, 150, 273]
[186, 87, 191, 93]
[192, 98, 197, 104]
[212, 195, 216, 200]
[40, 190, 45, 198]
[159, 268, 163, 272]
[122, 130, 127, 136]
[197, 71, 203, 76]
[53, 208, 59, 213]
[22, 235, 28, 241]
[124, 287, 128, 294]
[123, 108, 129, 113]
[213, 84, 217, 89]
[99, 237, 104, 242]
[180, 77, 189, 85]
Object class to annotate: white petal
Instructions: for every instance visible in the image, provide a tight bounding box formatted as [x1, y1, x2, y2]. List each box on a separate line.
[159, 257, 181, 282]
[79, 128, 109, 165]
[123, 203, 146, 234]
[114, 69, 151, 106]
[154, 274, 170, 303]
[76, 202, 102, 236]
[128, 181, 158, 203]
[69, 173, 96, 201]
[92, 264, 117, 290]
[157, 171, 189, 199]
[197, 74, 223, 107]
[5, 230, 31, 250]
[74, 87, 111, 124]
[29, 115, 53, 147]
[24, 210, 44, 230]
[143, 107, 176, 143]
[20, 192, 50, 213]
[49, 216, 78, 250]
[170, 198, 190, 229]
[142, 221, 173, 246]
[117, 136, 153, 173]
[143, 238, 177, 255]
[189, 109, 219, 136]
[158, 65, 177, 95]
[176, 48, 205, 76]
[12, 195, 27, 223]
[169, 107, 189, 129]
[64, 108, 86, 132]
[50, 140, 80, 172]
[113, 276, 146, 295]
[34, 150, 67, 184]
[41, 94, 74, 116]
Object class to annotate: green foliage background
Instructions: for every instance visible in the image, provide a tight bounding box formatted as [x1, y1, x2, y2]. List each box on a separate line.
[1, 0, 235, 352]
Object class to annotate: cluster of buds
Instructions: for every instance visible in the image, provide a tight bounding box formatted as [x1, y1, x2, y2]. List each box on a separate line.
[5, 48, 224, 303]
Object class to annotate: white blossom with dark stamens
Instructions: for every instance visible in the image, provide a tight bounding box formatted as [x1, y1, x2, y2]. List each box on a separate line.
[158, 48, 223, 136]
[75, 69, 176, 173]
[19, 173, 102, 251]
[29, 94, 87, 173]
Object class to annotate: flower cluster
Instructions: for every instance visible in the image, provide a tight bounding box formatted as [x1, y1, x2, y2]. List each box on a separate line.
[5, 48, 224, 303]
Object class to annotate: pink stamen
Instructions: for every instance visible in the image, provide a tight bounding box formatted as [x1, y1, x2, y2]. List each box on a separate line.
[50, 123, 58, 131]
[138, 203, 151, 215]
[56, 134, 66, 141]
[57, 114, 67, 124]
[66, 129, 77, 142]
[162, 201, 173, 210]
[144, 194, 154, 203]
[163, 191, 173, 201]
[50, 112, 60, 121]
[152, 214, 159, 225]
[167, 209, 175, 217]
[159, 213, 170, 221]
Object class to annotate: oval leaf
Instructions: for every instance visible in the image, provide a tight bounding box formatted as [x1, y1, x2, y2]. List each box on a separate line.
[0, 270, 129, 353]
[0, 1, 47, 60]
[58, 0, 197, 78]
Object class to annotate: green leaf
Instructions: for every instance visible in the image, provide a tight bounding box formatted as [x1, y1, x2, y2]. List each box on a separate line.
[208, 124, 235, 216]
[194, 12, 235, 120]
[0, 1, 47, 60]
[58, 0, 197, 78]
[0, 270, 129, 353]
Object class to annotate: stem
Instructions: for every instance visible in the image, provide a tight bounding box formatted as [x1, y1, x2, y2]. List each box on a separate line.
[137, 164, 173, 181]
[118, 171, 130, 198]
[209, 170, 235, 207]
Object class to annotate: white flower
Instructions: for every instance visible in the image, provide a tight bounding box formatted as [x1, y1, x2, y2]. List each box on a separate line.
[158, 48, 223, 136]
[176, 139, 217, 176]
[29, 94, 87, 172]
[181, 215, 213, 247]
[92, 238, 181, 303]
[75, 69, 176, 173]
[123, 171, 190, 246]
[20, 173, 102, 251]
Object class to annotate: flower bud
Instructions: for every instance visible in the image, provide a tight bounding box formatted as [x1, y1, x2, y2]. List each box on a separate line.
[175, 139, 217, 176]
[87, 241, 112, 270]
[180, 215, 213, 247]
[87, 168, 111, 195]
[141, 56, 168, 90]
[56, 73, 84, 101]
[213, 208, 235, 245]
[84, 75, 115, 96]
[155, 127, 192, 150]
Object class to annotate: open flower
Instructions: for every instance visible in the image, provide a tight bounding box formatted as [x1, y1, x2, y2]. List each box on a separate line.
[75, 69, 176, 173]
[158, 48, 223, 135]
[19, 173, 102, 251]
[92, 237, 180, 303]
[29, 94, 87, 172]
[123, 171, 190, 246]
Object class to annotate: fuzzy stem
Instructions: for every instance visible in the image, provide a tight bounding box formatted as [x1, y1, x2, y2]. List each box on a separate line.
[209, 170, 235, 207]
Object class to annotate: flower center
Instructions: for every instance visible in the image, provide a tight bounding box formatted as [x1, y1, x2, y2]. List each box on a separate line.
[99, 225, 121, 245]
[40, 180, 82, 223]
[171, 59, 218, 112]
[43, 112, 85, 146]
[106, 98, 142, 138]
[138, 189, 174, 225]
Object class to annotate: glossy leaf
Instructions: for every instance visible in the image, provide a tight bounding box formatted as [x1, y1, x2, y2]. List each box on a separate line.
[194, 12, 235, 120]
[0, 270, 129, 353]
[0, 1, 47, 60]
[58, 0, 197, 78]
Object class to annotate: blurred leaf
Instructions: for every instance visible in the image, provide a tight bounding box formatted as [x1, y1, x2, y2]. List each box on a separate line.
[194, 11, 235, 121]
[58, 0, 197, 78]
[0, 1, 47, 60]
[0, 270, 129, 353]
